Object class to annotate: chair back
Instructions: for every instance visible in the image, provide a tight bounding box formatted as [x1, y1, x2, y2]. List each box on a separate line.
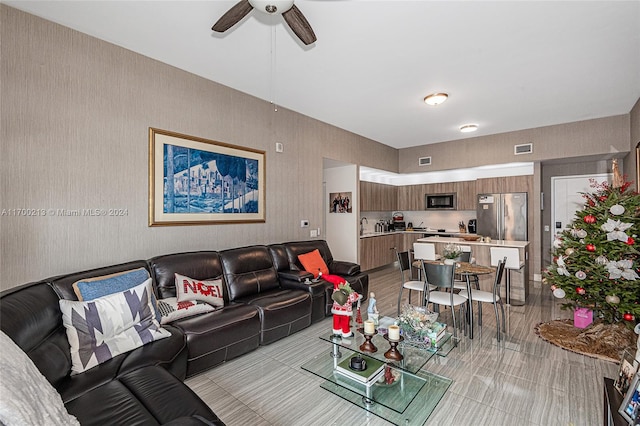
[413, 243, 436, 261]
[454, 251, 471, 263]
[394, 249, 412, 284]
[423, 262, 456, 290]
[492, 257, 507, 296]
[490, 247, 521, 270]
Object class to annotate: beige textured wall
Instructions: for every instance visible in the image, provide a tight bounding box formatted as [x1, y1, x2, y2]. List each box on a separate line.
[399, 114, 630, 174]
[0, 6, 397, 290]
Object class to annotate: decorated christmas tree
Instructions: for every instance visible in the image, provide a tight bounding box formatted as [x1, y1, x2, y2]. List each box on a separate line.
[544, 160, 640, 327]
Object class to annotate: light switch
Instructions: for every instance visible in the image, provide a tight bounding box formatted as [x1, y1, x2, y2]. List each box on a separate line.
[310, 229, 318, 238]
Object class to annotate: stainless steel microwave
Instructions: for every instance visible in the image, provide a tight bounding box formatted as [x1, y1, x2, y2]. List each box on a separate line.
[425, 193, 457, 210]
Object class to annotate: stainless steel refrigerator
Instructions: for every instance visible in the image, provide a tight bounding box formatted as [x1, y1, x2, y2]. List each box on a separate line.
[477, 192, 528, 241]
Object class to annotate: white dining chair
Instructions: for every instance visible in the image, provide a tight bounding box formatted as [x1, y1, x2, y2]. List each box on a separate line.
[412, 242, 437, 279]
[394, 248, 436, 315]
[459, 258, 507, 341]
[490, 247, 523, 305]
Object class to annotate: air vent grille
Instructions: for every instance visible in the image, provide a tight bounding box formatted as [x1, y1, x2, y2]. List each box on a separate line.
[418, 156, 432, 166]
[514, 143, 533, 155]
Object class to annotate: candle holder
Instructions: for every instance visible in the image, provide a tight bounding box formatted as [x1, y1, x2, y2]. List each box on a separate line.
[383, 334, 404, 361]
[357, 328, 378, 353]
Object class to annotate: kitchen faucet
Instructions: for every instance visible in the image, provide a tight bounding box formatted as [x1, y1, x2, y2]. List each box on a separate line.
[360, 217, 368, 235]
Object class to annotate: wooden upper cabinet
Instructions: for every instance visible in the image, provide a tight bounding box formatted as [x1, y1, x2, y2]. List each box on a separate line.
[455, 180, 477, 210]
[360, 181, 398, 211]
[476, 176, 532, 195]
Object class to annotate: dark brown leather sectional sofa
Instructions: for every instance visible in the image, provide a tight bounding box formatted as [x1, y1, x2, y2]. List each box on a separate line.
[0, 239, 368, 425]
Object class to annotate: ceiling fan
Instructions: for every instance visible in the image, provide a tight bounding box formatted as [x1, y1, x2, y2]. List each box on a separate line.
[212, 0, 317, 45]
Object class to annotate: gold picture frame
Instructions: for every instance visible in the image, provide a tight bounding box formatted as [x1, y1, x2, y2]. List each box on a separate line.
[149, 128, 265, 226]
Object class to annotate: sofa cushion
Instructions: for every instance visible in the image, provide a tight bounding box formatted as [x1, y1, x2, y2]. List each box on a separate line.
[63, 366, 223, 426]
[0, 331, 80, 426]
[148, 251, 223, 300]
[219, 245, 280, 301]
[298, 249, 329, 278]
[175, 273, 224, 307]
[157, 297, 216, 324]
[59, 279, 171, 374]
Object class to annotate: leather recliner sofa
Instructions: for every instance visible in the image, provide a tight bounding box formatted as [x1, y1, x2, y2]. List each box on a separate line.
[0, 239, 368, 425]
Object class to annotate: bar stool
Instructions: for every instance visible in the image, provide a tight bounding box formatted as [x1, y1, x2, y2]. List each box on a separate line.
[490, 247, 523, 305]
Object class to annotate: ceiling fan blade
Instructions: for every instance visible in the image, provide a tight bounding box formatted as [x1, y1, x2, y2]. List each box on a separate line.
[282, 4, 317, 45]
[212, 0, 254, 33]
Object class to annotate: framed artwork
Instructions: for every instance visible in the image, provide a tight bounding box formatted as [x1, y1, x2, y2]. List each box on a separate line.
[614, 349, 638, 395]
[329, 192, 352, 213]
[149, 128, 265, 226]
[619, 371, 640, 424]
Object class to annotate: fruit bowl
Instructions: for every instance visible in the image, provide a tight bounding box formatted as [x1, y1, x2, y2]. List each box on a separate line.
[460, 235, 480, 241]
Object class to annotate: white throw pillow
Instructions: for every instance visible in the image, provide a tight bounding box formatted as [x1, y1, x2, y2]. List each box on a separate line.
[0, 331, 80, 426]
[175, 273, 224, 307]
[157, 297, 216, 324]
[59, 278, 171, 374]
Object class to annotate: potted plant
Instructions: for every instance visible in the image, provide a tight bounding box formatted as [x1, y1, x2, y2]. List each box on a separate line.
[442, 243, 462, 265]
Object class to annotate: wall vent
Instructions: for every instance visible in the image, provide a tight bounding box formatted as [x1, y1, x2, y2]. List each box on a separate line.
[514, 143, 533, 155]
[418, 156, 432, 166]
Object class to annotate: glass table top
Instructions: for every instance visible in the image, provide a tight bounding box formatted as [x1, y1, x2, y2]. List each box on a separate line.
[301, 350, 452, 426]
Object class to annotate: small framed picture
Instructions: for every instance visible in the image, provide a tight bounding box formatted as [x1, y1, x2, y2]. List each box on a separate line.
[615, 349, 639, 395]
[618, 371, 640, 424]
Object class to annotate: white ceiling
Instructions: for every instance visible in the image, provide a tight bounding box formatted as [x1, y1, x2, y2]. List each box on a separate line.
[6, 0, 640, 149]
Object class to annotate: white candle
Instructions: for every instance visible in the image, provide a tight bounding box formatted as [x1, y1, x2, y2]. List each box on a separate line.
[364, 319, 375, 334]
[388, 325, 400, 340]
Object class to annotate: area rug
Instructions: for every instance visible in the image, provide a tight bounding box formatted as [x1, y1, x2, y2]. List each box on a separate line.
[534, 319, 636, 364]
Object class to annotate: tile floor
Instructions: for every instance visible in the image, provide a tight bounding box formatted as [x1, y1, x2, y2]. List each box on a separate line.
[186, 265, 619, 425]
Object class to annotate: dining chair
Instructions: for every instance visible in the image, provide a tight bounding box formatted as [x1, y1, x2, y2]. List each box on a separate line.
[452, 246, 474, 291]
[490, 247, 523, 305]
[412, 242, 437, 280]
[422, 261, 467, 340]
[394, 248, 436, 316]
[458, 257, 507, 341]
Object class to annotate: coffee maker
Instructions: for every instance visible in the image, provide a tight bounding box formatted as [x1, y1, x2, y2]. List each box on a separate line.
[467, 219, 477, 234]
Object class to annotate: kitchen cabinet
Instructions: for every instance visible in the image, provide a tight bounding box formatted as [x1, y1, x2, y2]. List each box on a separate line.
[397, 184, 423, 211]
[360, 181, 398, 211]
[455, 180, 477, 210]
[359, 234, 401, 270]
[476, 176, 532, 195]
[401, 233, 423, 252]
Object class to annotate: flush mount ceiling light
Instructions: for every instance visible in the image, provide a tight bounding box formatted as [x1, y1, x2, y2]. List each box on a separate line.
[459, 124, 479, 133]
[423, 93, 448, 106]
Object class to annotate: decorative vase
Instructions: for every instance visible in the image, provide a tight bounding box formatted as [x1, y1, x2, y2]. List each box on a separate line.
[444, 259, 455, 265]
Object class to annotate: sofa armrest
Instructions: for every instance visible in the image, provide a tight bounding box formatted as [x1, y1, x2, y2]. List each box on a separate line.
[277, 270, 314, 283]
[329, 261, 361, 276]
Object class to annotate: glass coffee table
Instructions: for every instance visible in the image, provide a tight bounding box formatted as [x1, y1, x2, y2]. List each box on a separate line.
[301, 319, 453, 425]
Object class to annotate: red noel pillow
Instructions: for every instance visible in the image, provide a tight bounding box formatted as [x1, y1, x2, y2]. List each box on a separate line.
[175, 273, 224, 307]
[298, 249, 329, 278]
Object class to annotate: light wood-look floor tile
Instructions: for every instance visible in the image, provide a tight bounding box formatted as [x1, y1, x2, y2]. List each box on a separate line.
[186, 264, 619, 425]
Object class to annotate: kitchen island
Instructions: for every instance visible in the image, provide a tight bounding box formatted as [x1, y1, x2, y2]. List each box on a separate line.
[417, 236, 530, 305]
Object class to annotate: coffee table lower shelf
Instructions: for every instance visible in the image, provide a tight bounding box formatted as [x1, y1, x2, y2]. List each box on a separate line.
[301, 351, 452, 425]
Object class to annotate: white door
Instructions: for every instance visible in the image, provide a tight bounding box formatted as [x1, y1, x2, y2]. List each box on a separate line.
[551, 173, 612, 240]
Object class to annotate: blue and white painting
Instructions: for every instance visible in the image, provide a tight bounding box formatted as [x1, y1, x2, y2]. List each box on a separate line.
[163, 144, 259, 214]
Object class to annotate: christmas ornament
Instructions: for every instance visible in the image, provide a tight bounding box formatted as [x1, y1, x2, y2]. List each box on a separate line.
[550, 284, 557, 291]
[595, 255, 608, 265]
[585, 244, 596, 252]
[623, 313, 635, 321]
[605, 295, 620, 304]
[576, 287, 586, 295]
[576, 229, 587, 238]
[627, 237, 635, 245]
[609, 204, 625, 215]
[601, 218, 633, 242]
[599, 195, 608, 202]
[583, 215, 596, 224]
[565, 248, 574, 256]
[575, 271, 586, 280]
[553, 288, 566, 298]
[553, 238, 563, 249]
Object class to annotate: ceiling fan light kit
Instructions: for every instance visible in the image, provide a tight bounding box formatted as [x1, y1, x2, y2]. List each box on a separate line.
[212, 0, 317, 45]
[424, 93, 448, 106]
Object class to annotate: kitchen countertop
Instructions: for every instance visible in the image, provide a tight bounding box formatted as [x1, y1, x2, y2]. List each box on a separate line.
[416, 236, 529, 248]
[359, 229, 461, 238]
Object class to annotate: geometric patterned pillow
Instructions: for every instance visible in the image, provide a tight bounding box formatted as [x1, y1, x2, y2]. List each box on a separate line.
[59, 278, 171, 375]
[175, 273, 224, 307]
[157, 297, 216, 324]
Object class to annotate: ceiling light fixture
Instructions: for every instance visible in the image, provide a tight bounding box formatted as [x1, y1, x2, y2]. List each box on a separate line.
[459, 124, 478, 133]
[423, 93, 448, 106]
